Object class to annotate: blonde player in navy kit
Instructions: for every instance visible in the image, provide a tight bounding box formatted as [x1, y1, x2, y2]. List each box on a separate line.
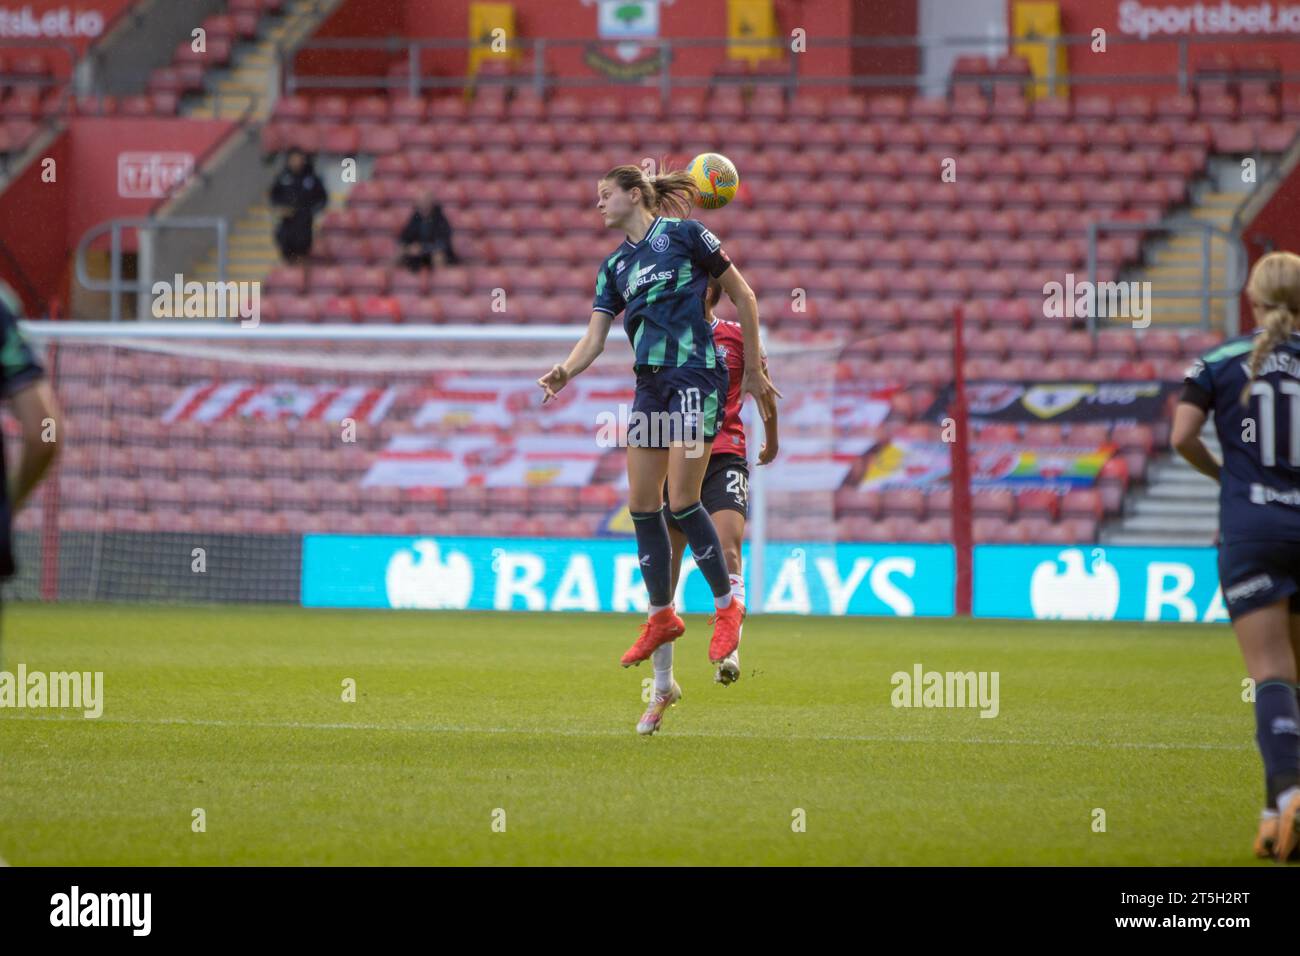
[1173, 251, 1300, 861]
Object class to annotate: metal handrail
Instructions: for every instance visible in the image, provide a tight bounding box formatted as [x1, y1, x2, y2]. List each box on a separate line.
[1085, 218, 1247, 334]
[280, 32, 1300, 99]
[74, 217, 229, 323]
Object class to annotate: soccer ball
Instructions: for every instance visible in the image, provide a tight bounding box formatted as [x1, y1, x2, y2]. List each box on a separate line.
[687, 152, 739, 209]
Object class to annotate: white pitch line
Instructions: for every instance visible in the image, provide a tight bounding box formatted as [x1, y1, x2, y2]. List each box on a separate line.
[2, 713, 1252, 752]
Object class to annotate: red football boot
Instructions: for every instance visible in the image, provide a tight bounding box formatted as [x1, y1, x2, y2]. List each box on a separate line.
[620, 606, 685, 667]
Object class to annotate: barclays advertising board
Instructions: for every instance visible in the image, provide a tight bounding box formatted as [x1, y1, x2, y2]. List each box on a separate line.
[301, 536, 954, 617]
[973, 545, 1228, 623]
[301, 536, 1229, 623]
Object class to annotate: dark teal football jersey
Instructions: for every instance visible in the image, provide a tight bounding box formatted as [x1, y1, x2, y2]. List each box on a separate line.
[1183, 331, 1300, 541]
[591, 216, 732, 370]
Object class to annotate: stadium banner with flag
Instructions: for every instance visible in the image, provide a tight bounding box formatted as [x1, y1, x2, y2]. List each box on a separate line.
[162, 381, 397, 424]
[860, 439, 1114, 490]
[411, 374, 633, 431]
[973, 545, 1227, 623]
[362, 435, 603, 488]
[924, 381, 1180, 424]
[301, 535, 955, 617]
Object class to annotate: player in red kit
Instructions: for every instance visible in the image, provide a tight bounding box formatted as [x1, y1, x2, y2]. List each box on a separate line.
[636, 277, 780, 731]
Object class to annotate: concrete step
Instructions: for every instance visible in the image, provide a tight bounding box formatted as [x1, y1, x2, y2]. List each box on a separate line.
[1119, 514, 1219, 534]
[1101, 530, 1217, 546]
[1129, 498, 1218, 516]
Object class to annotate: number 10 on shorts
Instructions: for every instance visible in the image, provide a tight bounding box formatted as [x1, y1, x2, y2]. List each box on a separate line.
[678, 387, 701, 433]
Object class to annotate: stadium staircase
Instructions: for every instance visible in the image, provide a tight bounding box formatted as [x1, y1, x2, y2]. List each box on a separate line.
[187, 0, 349, 285]
[1098, 167, 1252, 543]
[1102, 428, 1222, 546]
[1127, 179, 1249, 329]
[186, 0, 343, 122]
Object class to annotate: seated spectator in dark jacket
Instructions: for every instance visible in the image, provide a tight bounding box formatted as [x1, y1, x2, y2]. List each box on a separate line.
[270, 147, 327, 264]
[400, 191, 458, 272]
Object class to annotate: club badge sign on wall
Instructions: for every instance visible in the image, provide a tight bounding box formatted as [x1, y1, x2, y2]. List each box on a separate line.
[117, 151, 194, 199]
[582, 0, 674, 80]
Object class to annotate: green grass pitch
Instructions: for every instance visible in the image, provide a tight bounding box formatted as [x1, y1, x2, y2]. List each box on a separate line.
[0, 603, 1268, 865]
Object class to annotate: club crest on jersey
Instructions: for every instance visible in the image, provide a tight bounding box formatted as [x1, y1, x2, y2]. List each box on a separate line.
[651, 234, 669, 252]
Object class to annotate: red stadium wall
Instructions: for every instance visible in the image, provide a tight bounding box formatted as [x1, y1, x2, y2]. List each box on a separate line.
[851, 0, 918, 95]
[292, 0, 405, 84]
[0, 132, 70, 314]
[65, 117, 235, 252]
[297, 0, 904, 94]
[0, 117, 234, 313]
[1239, 165, 1300, 333]
[1010, 0, 1300, 95]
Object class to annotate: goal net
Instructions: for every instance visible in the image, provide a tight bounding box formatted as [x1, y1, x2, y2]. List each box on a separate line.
[9, 322, 874, 613]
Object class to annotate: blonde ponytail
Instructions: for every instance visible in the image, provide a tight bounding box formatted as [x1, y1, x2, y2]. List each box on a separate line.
[1239, 251, 1300, 405]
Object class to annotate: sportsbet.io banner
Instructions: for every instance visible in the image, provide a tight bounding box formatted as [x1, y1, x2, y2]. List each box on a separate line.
[925, 381, 1180, 424]
[298, 536, 1230, 623]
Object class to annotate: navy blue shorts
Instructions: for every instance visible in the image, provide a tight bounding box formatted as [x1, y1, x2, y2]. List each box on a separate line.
[1217, 538, 1300, 621]
[629, 363, 729, 448]
[664, 453, 749, 530]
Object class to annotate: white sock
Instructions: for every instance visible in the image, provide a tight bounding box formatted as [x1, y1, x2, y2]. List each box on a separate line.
[1279, 785, 1300, 811]
[714, 591, 732, 609]
[652, 643, 673, 694]
[729, 573, 746, 607]
[729, 573, 745, 650]
[648, 603, 670, 618]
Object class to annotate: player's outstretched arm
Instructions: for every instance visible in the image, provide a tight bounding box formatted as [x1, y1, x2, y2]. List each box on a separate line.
[538, 310, 613, 404]
[8, 379, 60, 510]
[1170, 400, 1220, 482]
[716, 264, 781, 420]
[757, 397, 780, 466]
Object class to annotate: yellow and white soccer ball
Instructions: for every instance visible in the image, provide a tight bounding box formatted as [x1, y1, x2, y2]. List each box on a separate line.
[687, 152, 739, 209]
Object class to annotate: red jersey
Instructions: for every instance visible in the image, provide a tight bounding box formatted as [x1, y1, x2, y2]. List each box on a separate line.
[709, 317, 764, 460]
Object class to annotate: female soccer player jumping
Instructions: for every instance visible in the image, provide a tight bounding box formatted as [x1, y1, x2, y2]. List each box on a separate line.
[1173, 250, 1300, 861]
[537, 165, 779, 734]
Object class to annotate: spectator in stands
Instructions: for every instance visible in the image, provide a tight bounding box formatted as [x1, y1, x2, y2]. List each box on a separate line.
[399, 190, 458, 272]
[269, 147, 327, 264]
